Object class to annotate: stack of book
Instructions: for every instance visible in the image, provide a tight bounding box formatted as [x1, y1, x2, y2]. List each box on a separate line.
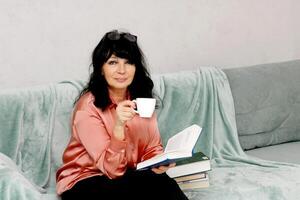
[135, 124, 211, 190]
[166, 151, 211, 190]
[175, 172, 209, 190]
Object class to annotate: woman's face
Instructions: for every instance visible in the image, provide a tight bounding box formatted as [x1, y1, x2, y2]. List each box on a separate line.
[102, 54, 136, 92]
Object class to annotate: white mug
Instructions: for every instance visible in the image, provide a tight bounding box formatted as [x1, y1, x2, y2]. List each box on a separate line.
[133, 98, 156, 118]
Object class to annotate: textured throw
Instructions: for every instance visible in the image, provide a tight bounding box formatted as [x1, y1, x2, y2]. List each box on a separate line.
[0, 81, 83, 200]
[153, 67, 300, 200]
[0, 85, 56, 199]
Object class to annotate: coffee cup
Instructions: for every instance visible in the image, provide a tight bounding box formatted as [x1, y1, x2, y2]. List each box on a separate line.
[133, 98, 156, 118]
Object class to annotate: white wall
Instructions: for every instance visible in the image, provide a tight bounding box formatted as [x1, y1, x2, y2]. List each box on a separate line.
[0, 0, 299, 89]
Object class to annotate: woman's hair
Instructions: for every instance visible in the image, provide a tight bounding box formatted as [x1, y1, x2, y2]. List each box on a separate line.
[75, 30, 154, 110]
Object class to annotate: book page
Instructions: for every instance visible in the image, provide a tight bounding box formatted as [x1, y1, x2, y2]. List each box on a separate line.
[164, 125, 202, 153]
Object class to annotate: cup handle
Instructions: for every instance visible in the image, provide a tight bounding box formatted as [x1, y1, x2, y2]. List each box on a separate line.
[132, 100, 138, 114]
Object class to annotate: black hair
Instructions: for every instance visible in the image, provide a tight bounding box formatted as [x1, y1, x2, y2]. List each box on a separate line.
[75, 30, 154, 110]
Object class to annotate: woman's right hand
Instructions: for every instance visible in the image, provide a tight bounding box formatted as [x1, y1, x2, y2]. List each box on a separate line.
[113, 100, 136, 141]
[115, 100, 136, 127]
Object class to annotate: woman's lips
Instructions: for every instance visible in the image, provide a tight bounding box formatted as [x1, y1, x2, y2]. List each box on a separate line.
[115, 78, 127, 83]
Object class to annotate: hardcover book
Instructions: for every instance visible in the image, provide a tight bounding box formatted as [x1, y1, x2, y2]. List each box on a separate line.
[166, 151, 211, 178]
[177, 175, 209, 190]
[174, 172, 207, 183]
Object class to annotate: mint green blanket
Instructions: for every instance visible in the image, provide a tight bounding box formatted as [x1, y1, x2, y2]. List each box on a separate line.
[0, 82, 83, 199]
[154, 67, 300, 199]
[0, 67, 299, 199]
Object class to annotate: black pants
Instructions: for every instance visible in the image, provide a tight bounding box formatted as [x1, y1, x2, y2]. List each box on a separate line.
[61, 169, 188, 200]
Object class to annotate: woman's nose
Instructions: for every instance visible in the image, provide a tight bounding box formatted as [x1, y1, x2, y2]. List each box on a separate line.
[117, 63, 126, 73]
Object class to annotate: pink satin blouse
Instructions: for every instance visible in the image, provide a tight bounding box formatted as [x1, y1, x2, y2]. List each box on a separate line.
[56, 92, 163, 195]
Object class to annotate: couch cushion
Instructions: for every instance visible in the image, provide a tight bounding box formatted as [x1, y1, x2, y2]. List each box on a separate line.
[245, 141, 300, 164]
[223, 60, 300, 150]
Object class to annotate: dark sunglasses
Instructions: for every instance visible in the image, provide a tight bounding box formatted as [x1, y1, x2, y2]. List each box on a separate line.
[107, 31, 137, 42]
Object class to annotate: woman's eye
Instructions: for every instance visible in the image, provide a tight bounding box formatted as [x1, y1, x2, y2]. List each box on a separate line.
[108, 60, 117, 65]
[125, 60, 133, 65]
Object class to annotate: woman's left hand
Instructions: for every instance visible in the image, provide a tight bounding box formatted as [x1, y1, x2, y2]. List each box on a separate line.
[151, 163, 176, 174]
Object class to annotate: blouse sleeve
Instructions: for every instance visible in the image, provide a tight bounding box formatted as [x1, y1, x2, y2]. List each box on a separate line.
[140, 113, 164, 162]
[73, 109, 128, 179]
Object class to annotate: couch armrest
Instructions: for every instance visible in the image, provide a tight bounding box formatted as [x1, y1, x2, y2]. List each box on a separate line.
[0, 152, 45, 200]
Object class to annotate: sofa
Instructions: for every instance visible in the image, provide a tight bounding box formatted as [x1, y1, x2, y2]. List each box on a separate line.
[223, 61, 300, 165]
[0, 59, 300, 200]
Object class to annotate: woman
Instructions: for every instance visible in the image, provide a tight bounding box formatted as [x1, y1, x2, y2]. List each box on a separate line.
[56, 30, 188, 200]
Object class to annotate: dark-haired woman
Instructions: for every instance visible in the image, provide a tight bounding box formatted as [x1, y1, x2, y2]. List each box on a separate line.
[56, 30, 188, 200]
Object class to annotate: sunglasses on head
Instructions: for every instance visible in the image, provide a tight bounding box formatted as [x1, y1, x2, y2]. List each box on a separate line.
[107, 31, 137, 42]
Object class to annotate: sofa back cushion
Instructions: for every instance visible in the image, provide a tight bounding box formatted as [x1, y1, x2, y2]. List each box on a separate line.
[223, 60, 300, 150]
[0, 81, 83, 191]
[0, 84, 58, 188]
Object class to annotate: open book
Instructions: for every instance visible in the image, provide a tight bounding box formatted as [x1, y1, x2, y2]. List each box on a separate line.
[136, 124, 202, 170]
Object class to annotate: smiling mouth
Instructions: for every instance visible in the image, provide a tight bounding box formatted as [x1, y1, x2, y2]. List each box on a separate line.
[115, 78, 127, 83]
